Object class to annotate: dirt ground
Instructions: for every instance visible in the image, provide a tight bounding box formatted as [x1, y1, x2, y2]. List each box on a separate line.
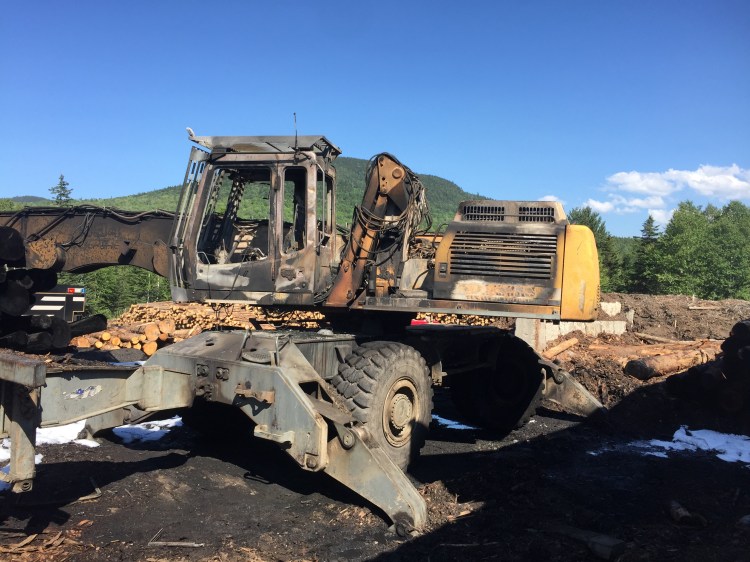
[2, 294, 750, 561]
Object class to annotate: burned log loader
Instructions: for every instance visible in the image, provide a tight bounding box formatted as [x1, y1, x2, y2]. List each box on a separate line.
[0, 132, 601, 532]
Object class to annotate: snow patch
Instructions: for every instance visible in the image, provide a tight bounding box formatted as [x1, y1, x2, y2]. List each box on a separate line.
[0, 420, 99, 466]
[0, 440, 10, 464]
[433, 414, 479, 431]
[37, 419, 100, 448]
[646, 426, 750, 464]
[587, 426, 750, 466]
[113, 416, 183, 444]
[1, 416, 182, 492]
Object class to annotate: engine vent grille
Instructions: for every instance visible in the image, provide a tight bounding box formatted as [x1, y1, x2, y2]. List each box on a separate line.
[463, 204, 506, 222]
[519, 206, 555, 222]
[461, 204, 557, 223]
[449, 231, 557, 279]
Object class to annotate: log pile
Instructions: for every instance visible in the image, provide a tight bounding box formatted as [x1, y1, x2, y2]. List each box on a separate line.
[70, 319, 185, 357]
[413, 312, 507, 327]
[110, 302, 500, 336]
[64, 302, 503, 356]
[613, 340, 722, 380]
[113, 302, 328, 332]
[67, 302, 331, 355]
[576, 338, 723, 378]
[666, 319, 750, 414]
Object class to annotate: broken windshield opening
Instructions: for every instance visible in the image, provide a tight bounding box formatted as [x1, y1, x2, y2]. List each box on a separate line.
[197, 166, 272, 264]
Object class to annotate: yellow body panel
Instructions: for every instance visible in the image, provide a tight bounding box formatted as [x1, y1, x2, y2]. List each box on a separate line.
[560, 225, 600, 321]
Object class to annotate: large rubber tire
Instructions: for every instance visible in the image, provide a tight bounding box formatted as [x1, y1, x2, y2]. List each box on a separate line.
[451, 334, 544, 432]
[332, 342, 433, 470]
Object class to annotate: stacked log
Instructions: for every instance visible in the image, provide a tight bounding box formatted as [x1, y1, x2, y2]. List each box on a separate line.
[113, 302, 329, 332]
[70, 320, 184, 357]
[61, 302, 506, 356]
[112, 302, 504, 332]
[666, 319, 750, 414]
[413, 312, 508, 327]
[67, 302, 326, 355]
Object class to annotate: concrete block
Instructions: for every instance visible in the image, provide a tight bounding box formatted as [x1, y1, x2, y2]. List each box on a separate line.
[515, 317, 544, 350]
[600, 301, 622, 317]
[625, 309, 635, 328]
[515, 317, 627, 352]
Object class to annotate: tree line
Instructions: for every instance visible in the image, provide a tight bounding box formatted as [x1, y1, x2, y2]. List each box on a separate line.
[569, 200, 750, 300]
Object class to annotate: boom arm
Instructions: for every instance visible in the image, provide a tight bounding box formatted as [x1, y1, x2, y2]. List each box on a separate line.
[0, 206, 174, 276]
[325, 154, 428, 306]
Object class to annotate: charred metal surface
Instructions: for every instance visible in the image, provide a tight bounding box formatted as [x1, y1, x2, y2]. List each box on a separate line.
[186, 132, 342, 159]
[0, 206, 175, 352]
[353, 296, 561, 319]
[2, 386, 40, 492]
[0, 355, 193, 492]
[0, 353, 47, 387]
[433, 201, 567, 307]
[325, 424, 427, 531]
[326, 155, 410, 306]
[0, 354, 44, 491]
[0, 206, 175, 274]
[170, 135, 340, 307]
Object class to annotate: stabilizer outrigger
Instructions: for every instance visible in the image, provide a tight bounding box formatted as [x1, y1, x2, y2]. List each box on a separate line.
[0, 330, 427, 531]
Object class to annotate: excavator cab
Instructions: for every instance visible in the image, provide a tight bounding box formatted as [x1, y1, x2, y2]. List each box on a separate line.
[168, 135, 341, 307]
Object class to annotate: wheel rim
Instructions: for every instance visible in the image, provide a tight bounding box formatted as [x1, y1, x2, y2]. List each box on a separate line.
[382, 378, 419, 448]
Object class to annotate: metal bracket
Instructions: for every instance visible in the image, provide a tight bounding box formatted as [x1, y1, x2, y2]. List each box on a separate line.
[234, 384, 275, 404]
[253, 424, 294, 445]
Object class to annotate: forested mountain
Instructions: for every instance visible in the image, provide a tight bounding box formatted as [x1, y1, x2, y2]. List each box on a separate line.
[67, 156, 479, 228]
[11, 195, 48, 203]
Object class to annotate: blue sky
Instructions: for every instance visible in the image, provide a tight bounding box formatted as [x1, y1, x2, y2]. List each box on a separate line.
[1, 1, 748, 236]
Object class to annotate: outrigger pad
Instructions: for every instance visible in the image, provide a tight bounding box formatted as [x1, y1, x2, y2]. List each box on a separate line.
[324, 425, 427, 533]
[541, 361, 605, 417]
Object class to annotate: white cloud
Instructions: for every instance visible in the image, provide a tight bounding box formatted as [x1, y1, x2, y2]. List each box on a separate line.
[664, 164, 750, 199]
[585, 194, 664, 214]
[539, 194, 565, 204]
[605, 164, 749, 201]
[612, 194, 665, 210]
[585, 198, 614, 213]
[586, 164, 749, 219]
[606, 171, 678, 196]
[649, 208, 674, 228]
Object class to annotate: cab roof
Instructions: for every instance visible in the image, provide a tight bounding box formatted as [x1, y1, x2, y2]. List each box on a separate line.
[187, 130, 341, 161]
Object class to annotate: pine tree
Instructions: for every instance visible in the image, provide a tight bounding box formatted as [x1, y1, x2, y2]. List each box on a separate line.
[50, 174, 73, 206]
[631, 215, 660, 293]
